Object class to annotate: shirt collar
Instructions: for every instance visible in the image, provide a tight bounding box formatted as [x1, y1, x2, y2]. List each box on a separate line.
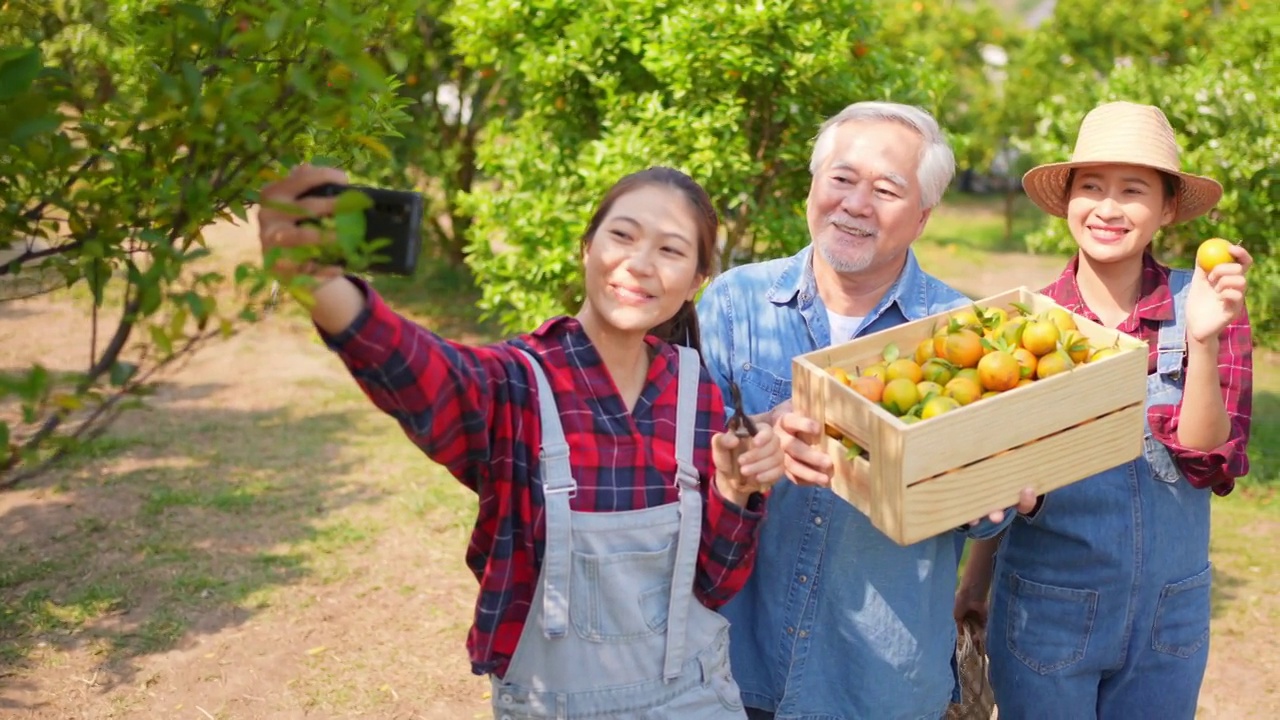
[1050, 250, 1174, 324]
[527, 315, 674, 376]
[766, 245, 934, 320]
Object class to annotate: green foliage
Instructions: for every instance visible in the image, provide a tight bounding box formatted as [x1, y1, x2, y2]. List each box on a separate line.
[449, 0, 946, 333]
[877, 0, 1024, 171]
[0, 0, 409, 483]
[1017, 4, 1279, 344]
[1002, 0, 1222, 137]
[354, 1, 511, 267]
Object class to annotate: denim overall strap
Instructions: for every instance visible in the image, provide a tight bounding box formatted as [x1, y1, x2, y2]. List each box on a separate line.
[517, 349, 576, 639]
[663, 344, 703, 680]
[1157, 269, 1192, 379]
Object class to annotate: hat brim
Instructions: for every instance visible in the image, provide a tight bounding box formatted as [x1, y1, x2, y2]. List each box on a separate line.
[1022, 161, 1223, 225]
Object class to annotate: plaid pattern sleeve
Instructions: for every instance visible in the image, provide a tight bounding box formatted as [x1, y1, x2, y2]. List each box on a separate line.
[1041, 253, 1252, 496]
[318, 278, 762, 676]
[1148, 307, 1252, 496]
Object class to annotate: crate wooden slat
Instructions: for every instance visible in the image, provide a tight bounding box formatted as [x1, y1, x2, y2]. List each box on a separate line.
[792, 287, 1149, 546]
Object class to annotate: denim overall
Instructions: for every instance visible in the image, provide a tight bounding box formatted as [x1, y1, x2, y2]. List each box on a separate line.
[490, 346, 746, 720]
[988, 270, 1212, 719]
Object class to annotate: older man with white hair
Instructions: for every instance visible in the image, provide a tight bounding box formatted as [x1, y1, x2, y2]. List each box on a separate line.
[698, 101, 1034, 720]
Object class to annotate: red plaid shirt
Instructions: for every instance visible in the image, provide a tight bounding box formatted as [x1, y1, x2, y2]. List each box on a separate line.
[1041, 252, 1252, 495]
[321, 280, 764, 677]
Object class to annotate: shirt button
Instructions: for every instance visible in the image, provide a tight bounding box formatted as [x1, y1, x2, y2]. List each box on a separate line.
[798, 575, 808, 584]
[814, 516, 823, 526]
[787, 626, 795, 635]
[799, 629, 809, 638]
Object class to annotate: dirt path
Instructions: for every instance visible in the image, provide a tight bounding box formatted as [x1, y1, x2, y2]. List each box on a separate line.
[2, 222, 1275, 718]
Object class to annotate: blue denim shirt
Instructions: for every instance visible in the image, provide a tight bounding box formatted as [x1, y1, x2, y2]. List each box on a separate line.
[697, 246, 1011, 720]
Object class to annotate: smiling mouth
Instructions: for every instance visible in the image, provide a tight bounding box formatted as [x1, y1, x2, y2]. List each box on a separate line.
[832, 221, 876, 239]
[1087, 225, 1131, 242]
[611, 284, 655, 303]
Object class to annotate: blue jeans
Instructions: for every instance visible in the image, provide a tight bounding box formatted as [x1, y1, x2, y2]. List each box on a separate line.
[987, 367, 1212, 719]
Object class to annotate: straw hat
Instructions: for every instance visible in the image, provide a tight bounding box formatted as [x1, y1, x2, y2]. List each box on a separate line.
[1021, 101, 1223, 225]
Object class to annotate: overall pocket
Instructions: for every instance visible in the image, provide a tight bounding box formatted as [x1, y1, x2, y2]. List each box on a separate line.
[570, 542, 675, 642]
[1005, 573, 1098, 675]
[1144, 432, 1184, 485]
[1152, 564, 1212, 658]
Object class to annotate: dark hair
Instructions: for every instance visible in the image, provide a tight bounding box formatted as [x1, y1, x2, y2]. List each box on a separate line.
[1063, 168, 1181, 207]
[581, 167, 719, 353]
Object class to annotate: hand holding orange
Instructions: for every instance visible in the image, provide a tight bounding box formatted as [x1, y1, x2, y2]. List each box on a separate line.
[1195, 238, 1235, 274]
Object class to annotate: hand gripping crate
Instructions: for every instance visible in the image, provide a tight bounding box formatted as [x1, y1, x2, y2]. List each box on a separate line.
[791, 287, 1149, 546]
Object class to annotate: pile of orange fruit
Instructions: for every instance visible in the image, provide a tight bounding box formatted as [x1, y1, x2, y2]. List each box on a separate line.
[828, 302, 1129, 430]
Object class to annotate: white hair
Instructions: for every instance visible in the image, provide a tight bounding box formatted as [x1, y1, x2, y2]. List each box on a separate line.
[808, 101, 956, 210]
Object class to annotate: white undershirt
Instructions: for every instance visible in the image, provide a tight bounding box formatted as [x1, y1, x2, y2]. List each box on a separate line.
[827, 310, 865, 346]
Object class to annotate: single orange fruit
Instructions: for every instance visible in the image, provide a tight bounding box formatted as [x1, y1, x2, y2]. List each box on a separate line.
[917, 380, 945, 399]
[1012, 347, 1038, 379]
[977, 350, 1021, 392]
[921, 358, 954, 386]
[882, 378, 921, 416]
[1060, 330, 1090, 364]
[1196, 238, 1234, 273]
[943, 377, 983, 406]
[886, 358, 924, 384]
[1035, 349, 1075, 379]
[1041, 307, 1078, 334]
[921, 395, 962, 420]
[862, 363, 888, 382]
[914, 338, 936, 365]
[849, 375, 885, 403]
[1020, 320, 1060, 357]
[943, 329, 985, 369]
[1089, 346, 1122, 363]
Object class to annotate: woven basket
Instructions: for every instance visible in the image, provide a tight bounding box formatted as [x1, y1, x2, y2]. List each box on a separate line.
[945, 617, 997, 720]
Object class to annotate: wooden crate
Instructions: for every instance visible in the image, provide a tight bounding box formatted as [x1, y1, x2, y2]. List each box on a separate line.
[791, 287, 1149, 546]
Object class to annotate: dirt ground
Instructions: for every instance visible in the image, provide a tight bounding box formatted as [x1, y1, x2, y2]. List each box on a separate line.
[1, 220, 1276, 718]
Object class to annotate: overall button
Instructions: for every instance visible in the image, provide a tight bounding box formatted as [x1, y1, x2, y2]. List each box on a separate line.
[743, 362, 752, 371]
[814, 516, 823, 526]
[798, 575, 808, 584]
[501, 693, 513, 703]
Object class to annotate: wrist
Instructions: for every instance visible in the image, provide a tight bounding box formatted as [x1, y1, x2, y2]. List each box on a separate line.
[1187, 333, 1220, 359]
[714, 473, 752, 508]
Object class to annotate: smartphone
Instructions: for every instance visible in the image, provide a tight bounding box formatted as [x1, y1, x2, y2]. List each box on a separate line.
[297, 183, 424, 276]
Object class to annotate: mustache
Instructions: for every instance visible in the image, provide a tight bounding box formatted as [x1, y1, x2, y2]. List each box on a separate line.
[827, 213, 878, 237]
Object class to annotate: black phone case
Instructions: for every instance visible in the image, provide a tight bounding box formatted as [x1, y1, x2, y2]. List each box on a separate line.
[298, 183, 424, 275]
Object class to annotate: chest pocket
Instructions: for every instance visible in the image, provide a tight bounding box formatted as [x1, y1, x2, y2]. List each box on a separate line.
[739, 361, 789, 409]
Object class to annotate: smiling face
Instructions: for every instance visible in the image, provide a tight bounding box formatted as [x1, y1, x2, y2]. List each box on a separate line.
[806, 119, 932, 278]
[1066, 164, 1176, 264]
[578, 183, 706, 343]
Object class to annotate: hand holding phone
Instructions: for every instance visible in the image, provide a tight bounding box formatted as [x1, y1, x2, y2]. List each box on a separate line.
[296, 182, 425, 276]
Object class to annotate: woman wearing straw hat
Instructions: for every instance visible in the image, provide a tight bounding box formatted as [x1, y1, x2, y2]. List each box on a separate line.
[954, 101, 1254, 718]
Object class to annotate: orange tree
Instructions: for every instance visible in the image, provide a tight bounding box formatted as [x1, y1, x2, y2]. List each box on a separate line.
[355, 0, 513, 268]
[0, 1, 409, 485]
[446, 0, 946, 332]
[876, 0, 1024, 176]
[1015, 2, 1277, 345]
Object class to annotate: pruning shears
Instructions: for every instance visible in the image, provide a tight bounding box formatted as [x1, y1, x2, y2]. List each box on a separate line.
[724, 380, 759, 483]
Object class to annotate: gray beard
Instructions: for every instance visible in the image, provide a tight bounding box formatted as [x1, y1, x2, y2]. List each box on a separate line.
[817, 237, 875, 274]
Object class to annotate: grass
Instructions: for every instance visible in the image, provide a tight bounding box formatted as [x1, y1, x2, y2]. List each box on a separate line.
[919, 191, 1057, 256]
[1246, 356, 1280, 489]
